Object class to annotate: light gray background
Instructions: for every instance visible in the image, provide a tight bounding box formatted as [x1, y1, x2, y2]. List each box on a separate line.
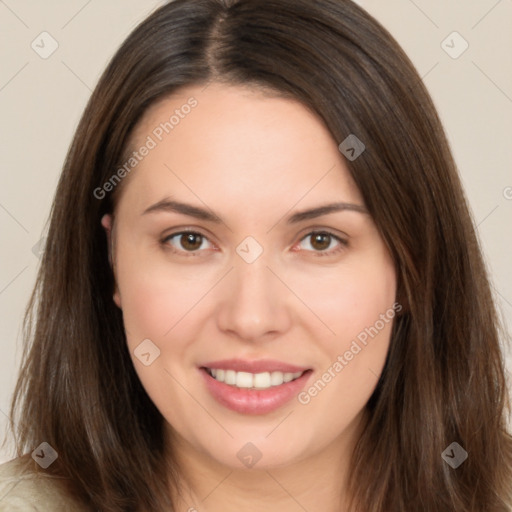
[1, 0, 511, 463]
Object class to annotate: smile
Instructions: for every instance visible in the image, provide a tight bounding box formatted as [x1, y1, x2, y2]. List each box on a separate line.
[205, 368, 305, 389]
[199, 360, 313, 415]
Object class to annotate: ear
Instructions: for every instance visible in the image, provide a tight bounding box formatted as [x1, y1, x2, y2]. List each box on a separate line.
[101, 213, 122, 309]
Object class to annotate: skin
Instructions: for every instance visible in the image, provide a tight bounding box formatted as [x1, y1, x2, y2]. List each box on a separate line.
[101, 82, 397, 511]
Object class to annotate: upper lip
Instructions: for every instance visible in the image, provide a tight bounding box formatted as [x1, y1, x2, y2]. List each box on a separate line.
[201, 358, 310, 374]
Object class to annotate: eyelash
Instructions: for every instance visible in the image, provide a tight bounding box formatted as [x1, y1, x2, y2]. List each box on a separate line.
[160, 229, 348, 258]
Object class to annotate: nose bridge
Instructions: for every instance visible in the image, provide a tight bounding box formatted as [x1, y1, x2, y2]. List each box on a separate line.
[234, 253, 273, 300]
[216, 248, 291, 341]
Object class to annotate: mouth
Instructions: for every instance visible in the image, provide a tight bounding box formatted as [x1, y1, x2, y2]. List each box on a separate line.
[199, 359, 313, 415]
[203, 367, 306, 390]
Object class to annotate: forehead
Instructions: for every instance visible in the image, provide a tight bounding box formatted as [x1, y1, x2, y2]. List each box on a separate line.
[116, 82, 363, 215]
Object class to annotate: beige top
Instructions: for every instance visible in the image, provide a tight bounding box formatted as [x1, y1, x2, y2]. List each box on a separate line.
[0, 456, 90, 511]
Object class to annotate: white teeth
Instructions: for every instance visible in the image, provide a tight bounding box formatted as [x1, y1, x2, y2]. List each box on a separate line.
[270, 371, 284, 386]
[236, 371, 254, 388]
[207, 368, 304, 389]
[253, 372, 271, 388]
[225, 369, 236, 385]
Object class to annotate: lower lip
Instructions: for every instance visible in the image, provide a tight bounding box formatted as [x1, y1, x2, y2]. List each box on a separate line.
[200, 368, 312, 415]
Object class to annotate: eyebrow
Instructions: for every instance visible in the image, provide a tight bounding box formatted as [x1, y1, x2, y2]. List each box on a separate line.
[141, 198, 368, 224]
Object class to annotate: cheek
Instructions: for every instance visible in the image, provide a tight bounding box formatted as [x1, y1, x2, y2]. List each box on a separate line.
[118, 274, 180, 344]
[291, 255, 397, 345]
[113, 247, 213, 421]
[294, 255, 396, 430]
[114, 243, 217, 345]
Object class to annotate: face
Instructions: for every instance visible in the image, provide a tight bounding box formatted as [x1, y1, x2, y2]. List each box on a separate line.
[102, 82, 397, 471]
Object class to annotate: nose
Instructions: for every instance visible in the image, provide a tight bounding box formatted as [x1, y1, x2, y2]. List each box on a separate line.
[216, 254, 293, 343]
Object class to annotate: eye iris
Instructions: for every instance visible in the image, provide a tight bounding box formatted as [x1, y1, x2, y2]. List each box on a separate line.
[175, 233, 335, 252]
[311, 233, 331, 251]
[181, 233, 202, 251]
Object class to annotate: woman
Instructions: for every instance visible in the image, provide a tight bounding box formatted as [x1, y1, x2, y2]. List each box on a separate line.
[1, 0, 511, 510]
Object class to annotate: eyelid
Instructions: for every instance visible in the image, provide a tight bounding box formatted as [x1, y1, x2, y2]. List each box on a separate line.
[160, 226, 349, 257]
[161, 228, 217, 256]
[295, 225, 349, 242]
[293, 229, 348, 257]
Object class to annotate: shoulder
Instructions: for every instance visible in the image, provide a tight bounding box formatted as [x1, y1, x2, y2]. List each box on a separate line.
[0, 456, 90, 511]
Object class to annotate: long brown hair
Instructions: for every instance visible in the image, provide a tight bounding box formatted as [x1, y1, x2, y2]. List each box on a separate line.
[8, 0, 512, 510]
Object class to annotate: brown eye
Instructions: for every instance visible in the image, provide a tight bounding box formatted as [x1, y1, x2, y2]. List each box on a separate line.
[310, 233, 332, 251]
[163, 231, 212, 254]
[297, 231, 347, 256]
[179, 233, 203, 251]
